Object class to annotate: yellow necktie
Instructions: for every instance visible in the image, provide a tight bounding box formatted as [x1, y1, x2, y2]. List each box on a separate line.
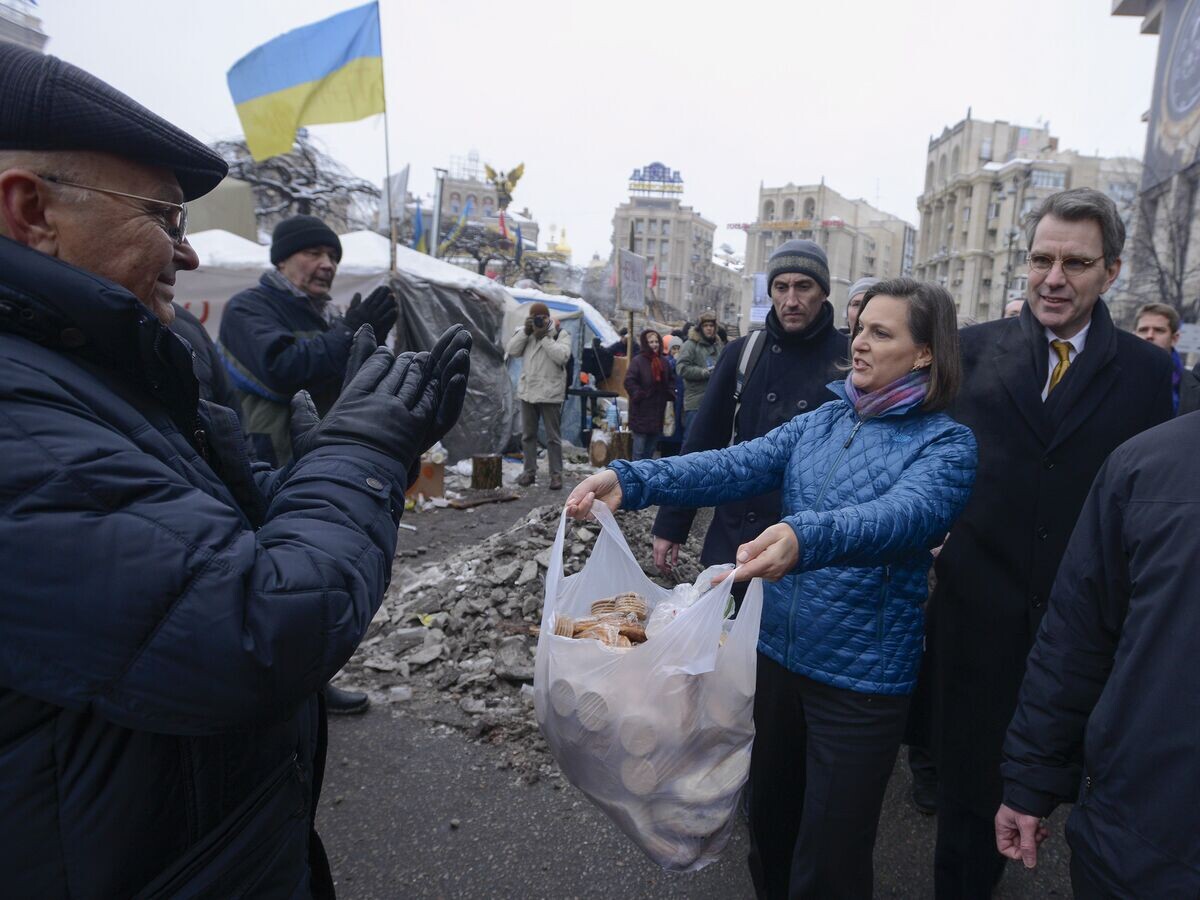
[1047, 340, 1072, 394]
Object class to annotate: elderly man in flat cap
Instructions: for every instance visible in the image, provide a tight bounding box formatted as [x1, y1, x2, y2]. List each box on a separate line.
[0, 43, 471, 898]
[219, 214, 399, 469]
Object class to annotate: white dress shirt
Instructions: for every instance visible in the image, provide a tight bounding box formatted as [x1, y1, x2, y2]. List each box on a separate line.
[1041, 321, 1090, 401]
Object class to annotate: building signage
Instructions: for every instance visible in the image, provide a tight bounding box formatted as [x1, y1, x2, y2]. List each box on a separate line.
[629, 161, 684, 195]
[1142, 0, 1200, 190]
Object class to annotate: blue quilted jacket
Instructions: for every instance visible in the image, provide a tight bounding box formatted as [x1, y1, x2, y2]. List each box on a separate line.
[611, 382, 977, 694]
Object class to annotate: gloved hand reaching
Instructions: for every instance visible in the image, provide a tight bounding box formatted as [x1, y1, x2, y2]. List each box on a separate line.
[291, 324, 473, 475]
[343, 285, 398, 343]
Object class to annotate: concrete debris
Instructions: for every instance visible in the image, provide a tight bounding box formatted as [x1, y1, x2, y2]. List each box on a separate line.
[341, 503, 707, 774]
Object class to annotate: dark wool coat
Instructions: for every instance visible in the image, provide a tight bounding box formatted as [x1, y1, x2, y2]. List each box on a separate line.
[0, 236, 406, 898]
[169, 301, 241, 416]
[624, 333, 674, 435]
[929, 300, 1173, 818]
[653, 303, 847, 567]
[218, 274, 353, 465]
[1001, 413, 1200, 895]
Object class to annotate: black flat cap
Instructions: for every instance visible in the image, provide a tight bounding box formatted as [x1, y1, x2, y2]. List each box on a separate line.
[0, 43, 227, 201]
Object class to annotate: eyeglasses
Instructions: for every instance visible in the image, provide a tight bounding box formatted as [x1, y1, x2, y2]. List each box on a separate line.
[1025, 253, 1100, 276]
[39, 174, 188, 244]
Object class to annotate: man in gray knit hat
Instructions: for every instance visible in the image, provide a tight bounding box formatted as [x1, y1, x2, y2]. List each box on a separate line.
[653, 239, 845, 589]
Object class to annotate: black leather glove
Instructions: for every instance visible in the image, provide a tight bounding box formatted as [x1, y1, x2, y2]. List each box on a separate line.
[524, 318, 533, 336]
[295, 345, 438, 477]
[343, 286, 397, 341]
[422, 324, 472, 449]
[290, 324, 377, 458]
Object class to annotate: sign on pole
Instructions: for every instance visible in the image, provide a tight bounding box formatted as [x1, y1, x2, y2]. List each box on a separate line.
[618, 249, 646, 312]
[750, 273, 771, 324]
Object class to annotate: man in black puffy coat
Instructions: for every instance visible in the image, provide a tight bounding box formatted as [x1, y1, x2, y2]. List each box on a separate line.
[651, 239, 846, 585]
[0, 44, 469, 898]
[997, 412, 1200, 896]
[219, 214, 398, 467]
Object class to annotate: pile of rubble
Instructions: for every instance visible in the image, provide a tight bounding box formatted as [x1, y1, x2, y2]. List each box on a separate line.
[339, 503, 709, 777]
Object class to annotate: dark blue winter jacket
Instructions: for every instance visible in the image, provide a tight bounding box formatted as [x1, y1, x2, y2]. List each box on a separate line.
[1001, 413, 1200, 894]
[612, 382, 977, 694]
[218, 274, 354, 465]
[0, 236, 406, 898]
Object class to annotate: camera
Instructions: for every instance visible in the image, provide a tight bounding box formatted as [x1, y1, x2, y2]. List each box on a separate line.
[532, 315, 548, 328]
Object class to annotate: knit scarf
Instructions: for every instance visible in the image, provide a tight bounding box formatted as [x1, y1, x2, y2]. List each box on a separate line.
[643, 347, 665, 383]
[263, 269, 335, 324]
[843, 368, 930, 419]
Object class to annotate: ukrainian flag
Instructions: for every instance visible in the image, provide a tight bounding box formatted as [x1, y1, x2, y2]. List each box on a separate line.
[228, 2, 384, 161]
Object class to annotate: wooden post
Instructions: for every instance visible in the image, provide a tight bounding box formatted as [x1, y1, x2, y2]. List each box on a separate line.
[610, 431, 633, 462]
[471, 454, 502, 490]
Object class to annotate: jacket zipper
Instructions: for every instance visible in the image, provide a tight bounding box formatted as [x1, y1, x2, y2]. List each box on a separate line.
[876, 565, 890, 645]
[788, 417, 865, 658]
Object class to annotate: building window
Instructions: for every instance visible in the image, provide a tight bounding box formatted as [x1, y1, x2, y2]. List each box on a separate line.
[466, 194, 477, 209]
[661, 221, 671, 236]
[980, 138, 993, 161]
[962, 206, 971, 223]
[987, 202, 1001, 219]
[1030, 170, 1066, 190]
[783, 199, 795, 219]
[803, 198, 816, 219]
[633, 238, 643, 253]
[763, 200, 775, 221]
[1107, 182, 1136, 205]
[635, 219, 645, 234]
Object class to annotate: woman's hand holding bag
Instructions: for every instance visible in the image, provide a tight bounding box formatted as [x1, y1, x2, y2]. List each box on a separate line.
[713, 523, 799, 584]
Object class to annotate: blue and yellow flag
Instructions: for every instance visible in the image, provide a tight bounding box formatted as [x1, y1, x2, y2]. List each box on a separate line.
[227, 2, 384, 161]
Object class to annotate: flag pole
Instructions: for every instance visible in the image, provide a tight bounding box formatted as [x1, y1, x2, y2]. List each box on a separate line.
[376, 1, 396, 271]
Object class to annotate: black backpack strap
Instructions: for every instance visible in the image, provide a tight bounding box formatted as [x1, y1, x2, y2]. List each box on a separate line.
[730, 329, 767, 446]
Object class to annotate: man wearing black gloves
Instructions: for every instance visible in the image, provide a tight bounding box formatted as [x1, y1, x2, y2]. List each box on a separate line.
[650, 239, 845, 593]
[0, 43, 471, 897]
[219, 213, 399, 467]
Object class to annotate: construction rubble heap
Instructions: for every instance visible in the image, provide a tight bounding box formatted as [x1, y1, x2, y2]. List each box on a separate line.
[339, 503, 710, 780]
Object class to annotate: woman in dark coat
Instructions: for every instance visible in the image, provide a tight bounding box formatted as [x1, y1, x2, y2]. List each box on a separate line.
[624, 328, 675, 459]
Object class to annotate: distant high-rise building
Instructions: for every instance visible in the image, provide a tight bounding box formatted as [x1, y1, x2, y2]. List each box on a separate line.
[913, 114, 1141, 322]
[0, 0, 48, 52]
[611, 162, 721, 321]
[741, 182, 916, 328]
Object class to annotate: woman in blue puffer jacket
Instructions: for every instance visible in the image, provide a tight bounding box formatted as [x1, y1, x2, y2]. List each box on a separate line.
[567, 278, 977, 899]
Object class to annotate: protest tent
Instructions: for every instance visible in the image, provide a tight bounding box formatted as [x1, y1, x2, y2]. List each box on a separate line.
[178, 229, 516, 462]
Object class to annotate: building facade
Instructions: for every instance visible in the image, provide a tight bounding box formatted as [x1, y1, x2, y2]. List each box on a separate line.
[611, 163, 721, 322]
[1113, 0, 1200, 328]
[912, 115, 1141, 322]
[740, 182, 916, 327]
[0, 1, 47, 51]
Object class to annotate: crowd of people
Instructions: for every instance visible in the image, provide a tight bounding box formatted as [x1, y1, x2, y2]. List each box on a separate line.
[2, 41, 1198, 899]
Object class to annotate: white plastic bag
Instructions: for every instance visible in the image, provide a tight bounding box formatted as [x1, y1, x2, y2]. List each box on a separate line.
[534, 505, 763, 871]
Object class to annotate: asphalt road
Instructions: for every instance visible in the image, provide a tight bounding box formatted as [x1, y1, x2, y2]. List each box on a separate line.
[318, 707, 1072, 899]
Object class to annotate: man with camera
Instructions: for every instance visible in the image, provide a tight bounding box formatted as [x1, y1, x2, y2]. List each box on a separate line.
[506, 301, 572, 489]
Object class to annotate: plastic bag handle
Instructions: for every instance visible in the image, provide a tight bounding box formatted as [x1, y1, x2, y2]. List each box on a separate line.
[541, 508, 571, 632]
[588, 503, 646, 569]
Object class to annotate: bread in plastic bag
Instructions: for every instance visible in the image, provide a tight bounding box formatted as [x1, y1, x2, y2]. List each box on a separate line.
[534, 505, 762, 872]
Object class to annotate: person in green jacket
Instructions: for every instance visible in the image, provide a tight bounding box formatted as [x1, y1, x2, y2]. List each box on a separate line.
[675, 310, 725, 429]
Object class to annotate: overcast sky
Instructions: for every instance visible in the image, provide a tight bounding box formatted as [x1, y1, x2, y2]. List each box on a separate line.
[38, 0, 1159, 266]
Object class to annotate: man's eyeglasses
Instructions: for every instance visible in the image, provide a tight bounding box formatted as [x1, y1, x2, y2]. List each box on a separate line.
[39, 174, 188, 244]
[1026, 253, 1100, 277]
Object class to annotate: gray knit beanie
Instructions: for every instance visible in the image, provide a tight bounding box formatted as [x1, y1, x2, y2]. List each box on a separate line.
[767, 239, 830, 296]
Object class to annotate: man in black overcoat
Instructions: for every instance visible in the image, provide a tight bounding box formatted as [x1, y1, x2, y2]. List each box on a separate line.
[928, 188, 1174, 897]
